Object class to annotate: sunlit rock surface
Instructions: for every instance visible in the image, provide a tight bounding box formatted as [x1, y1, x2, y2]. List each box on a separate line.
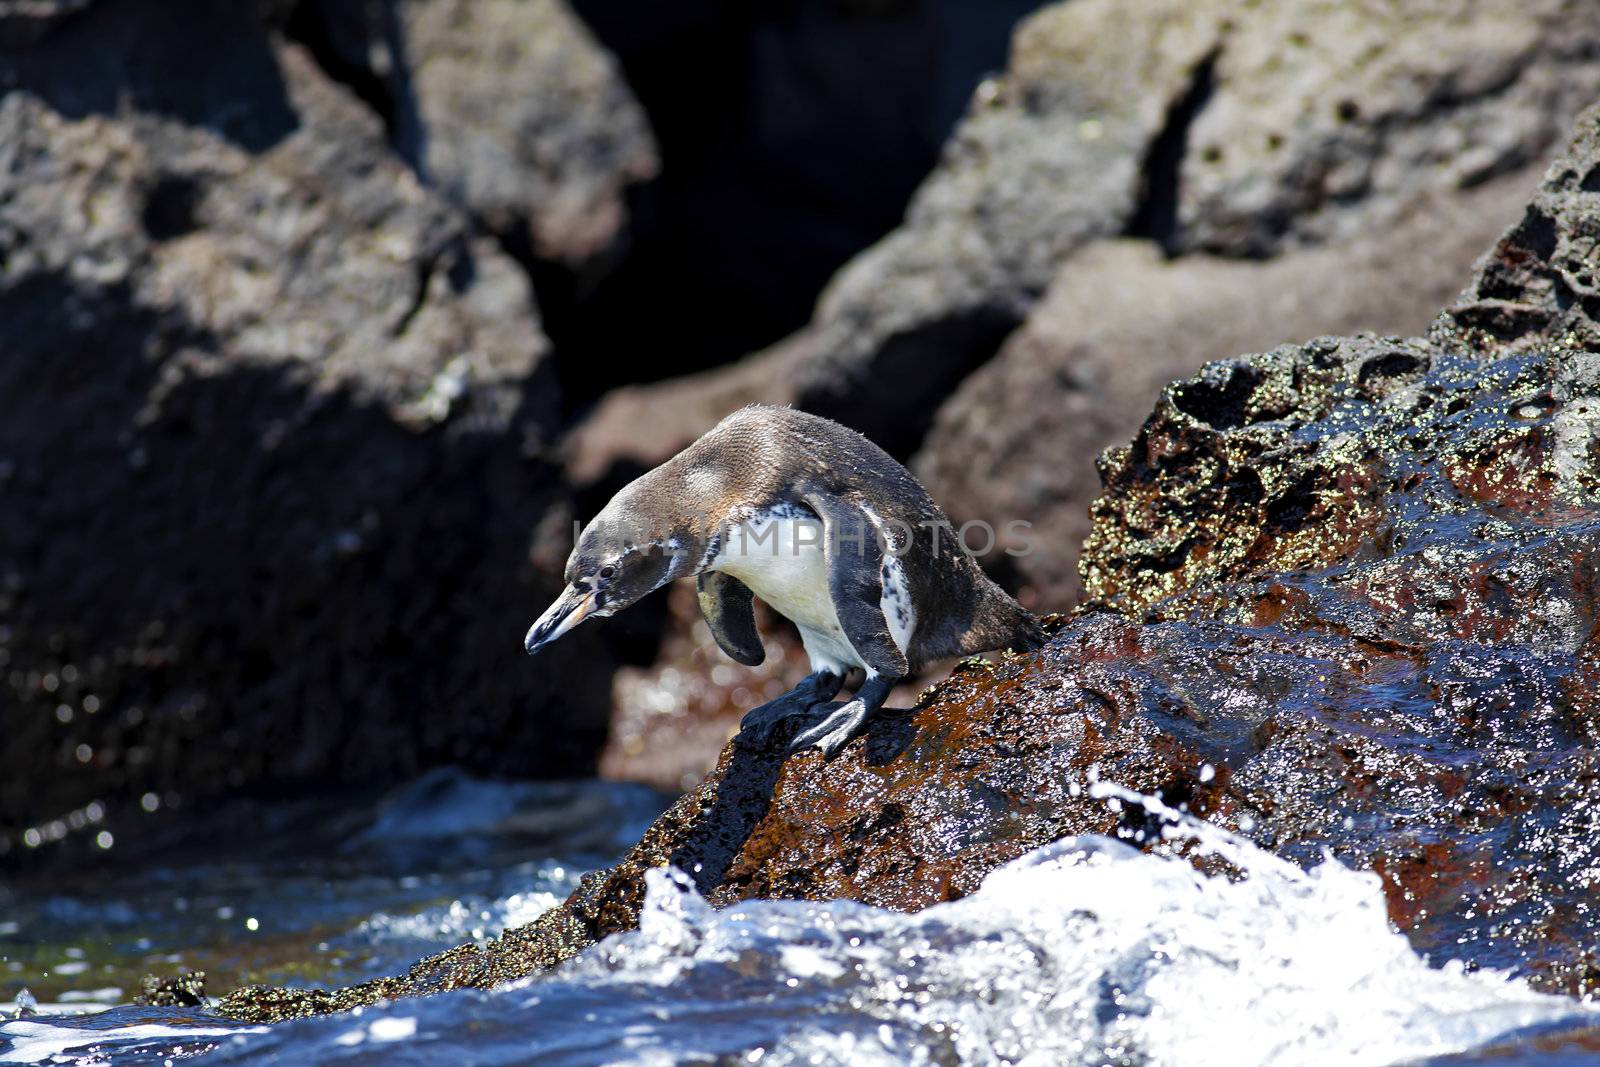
[214, 94, 1600, 1026]
[0, 1, 613, 857]
[795, 0, 1600, 453]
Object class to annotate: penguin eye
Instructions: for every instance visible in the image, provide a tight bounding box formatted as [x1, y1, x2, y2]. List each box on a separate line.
[598, 565, 615, 580]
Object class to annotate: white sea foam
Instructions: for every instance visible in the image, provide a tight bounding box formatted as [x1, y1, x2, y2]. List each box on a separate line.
[0, 1020, 264, 1063]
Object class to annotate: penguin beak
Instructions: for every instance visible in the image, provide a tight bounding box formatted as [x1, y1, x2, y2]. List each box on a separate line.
[524, 584, 597, 654]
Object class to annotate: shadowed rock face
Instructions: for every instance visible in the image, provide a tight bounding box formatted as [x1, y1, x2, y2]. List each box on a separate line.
[213, 98, 1600, 1026]
[0, 0, 93, 46]
[0, 2, 614, 859]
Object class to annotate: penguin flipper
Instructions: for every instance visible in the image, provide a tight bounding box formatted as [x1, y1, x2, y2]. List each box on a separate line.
[696, 572, 766, 666]
[799, 490, 910, 680]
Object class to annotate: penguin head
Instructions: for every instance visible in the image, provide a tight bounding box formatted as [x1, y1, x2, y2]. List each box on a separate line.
[523, 498, 695, 655]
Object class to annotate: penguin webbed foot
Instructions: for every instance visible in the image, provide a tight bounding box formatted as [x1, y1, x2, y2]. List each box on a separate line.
[788, 676, 897, 758]
[737, 669, 843, 747]
[737, 694, 817, 746]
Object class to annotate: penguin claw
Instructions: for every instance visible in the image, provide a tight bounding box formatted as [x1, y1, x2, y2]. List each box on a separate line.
[789, 699, 871, 758]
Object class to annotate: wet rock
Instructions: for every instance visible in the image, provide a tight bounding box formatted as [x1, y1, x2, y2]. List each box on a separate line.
[788, 0, 1600, 455]
[1073, 338, 1600, 990]
[136, 972, 206, 1008]
[0, 1, 611, 856]
[915, 166, 1544, 608]
[218, 98, 1600, 1022]
[306, 0, 658, 273]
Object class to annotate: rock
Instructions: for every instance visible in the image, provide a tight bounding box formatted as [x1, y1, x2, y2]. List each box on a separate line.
[914, 165, 1544, 608]
[1438, 109, 1600, 355]
[216, 97, 1600, 1022]
[788, 0, 1600, 455]
[568, 0, 1600, 783]
[789, 0, 1223, 455]
[308, 0, 658, 273]
[0, 1, 611, 858]
[573, 0, 1600, 570]
[542, 0, 1043, 404]
[1173, 1, 1600, 258]
[136, 972, 207, 1008]
[0, 0, 93, 47]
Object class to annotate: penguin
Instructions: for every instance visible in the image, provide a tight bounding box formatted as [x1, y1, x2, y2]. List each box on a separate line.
[525, 405, 1043, 757]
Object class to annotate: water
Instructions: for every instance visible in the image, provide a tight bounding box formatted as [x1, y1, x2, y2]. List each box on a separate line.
[2, 774, 1595, 1065]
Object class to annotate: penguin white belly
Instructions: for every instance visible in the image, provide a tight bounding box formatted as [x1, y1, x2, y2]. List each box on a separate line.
[711, 508, 914, 676]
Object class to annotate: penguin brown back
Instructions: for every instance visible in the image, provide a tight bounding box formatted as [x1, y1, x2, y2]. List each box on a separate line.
[526, 405, 1042, 756]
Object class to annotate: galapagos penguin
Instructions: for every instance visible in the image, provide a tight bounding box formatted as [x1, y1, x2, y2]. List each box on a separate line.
[525, 405, 1042, 757]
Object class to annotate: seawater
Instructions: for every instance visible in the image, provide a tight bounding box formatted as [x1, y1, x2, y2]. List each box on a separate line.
[1, 775, 1594, 1066]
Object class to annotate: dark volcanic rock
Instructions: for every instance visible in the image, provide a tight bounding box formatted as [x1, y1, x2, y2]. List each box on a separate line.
[1080, 337, 1600, 989]
[1439, 108, 1600, 357]
[216, 98, 1600, 1025]
[0, 2, 610, 857]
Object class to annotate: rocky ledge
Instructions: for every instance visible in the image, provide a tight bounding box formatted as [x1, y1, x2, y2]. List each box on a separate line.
[216, 101, 1600, 1022]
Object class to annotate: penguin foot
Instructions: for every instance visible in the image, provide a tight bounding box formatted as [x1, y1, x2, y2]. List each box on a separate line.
[737, 669, 845, 748]
[788, 698, 873, 758]
[737, 693, 826, 746]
